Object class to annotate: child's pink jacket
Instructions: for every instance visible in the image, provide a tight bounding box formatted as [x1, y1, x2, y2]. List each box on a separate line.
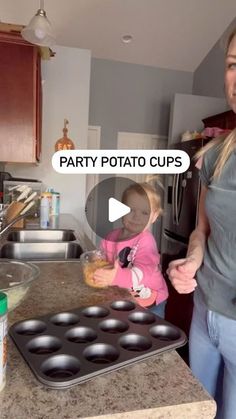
[100, 228, 168, 305]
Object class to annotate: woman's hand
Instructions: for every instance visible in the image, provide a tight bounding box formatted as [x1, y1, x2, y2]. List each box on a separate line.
[93, 260, 119, 286]
[167, 257, 198, 294]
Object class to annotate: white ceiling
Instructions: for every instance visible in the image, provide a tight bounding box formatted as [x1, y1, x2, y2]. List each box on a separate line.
[1, 0, 236, 72]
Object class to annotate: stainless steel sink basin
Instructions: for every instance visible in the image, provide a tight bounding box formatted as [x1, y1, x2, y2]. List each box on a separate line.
[0, 242, 83, 260]
[7, 229, 77, 243]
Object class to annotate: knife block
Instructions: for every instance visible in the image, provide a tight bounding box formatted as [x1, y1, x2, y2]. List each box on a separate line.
[5, 201, 25, 228]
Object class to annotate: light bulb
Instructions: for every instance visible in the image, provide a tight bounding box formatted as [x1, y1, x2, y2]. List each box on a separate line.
[34, 28, 46, 40]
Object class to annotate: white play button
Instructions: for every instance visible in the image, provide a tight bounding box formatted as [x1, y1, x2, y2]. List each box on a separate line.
[85, 177, 141, 240]
[108, 198, 131, 222]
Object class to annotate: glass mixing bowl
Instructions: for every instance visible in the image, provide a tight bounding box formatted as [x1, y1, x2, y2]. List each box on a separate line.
[80, 250, 111, 288]
[0, 260, 40, 311]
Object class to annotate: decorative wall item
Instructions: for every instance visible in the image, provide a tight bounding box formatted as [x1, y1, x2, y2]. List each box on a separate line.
[55, 119, 75, 151]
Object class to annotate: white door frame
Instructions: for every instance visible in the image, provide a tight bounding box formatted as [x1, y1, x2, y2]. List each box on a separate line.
[116, 130, 167, 188]
[86, 125, 101, 190]
[85, 125, 101, 244]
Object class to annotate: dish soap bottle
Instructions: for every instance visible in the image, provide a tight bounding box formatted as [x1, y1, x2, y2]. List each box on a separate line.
[0, 292, 7, 392]
[40, 193, 50, 228]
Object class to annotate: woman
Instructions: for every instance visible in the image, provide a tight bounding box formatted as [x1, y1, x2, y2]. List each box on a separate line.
[167, 28, 236, 419]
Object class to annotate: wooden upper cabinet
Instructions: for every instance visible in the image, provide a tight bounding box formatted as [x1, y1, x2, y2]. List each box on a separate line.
[0, 31, 42, 163]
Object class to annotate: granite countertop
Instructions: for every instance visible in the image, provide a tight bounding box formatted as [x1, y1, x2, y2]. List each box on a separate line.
[0, 216, 216, 419]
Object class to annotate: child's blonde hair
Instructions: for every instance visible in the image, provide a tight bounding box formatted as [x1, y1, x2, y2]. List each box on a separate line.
[195, 27, 236, 179]
[122, 182, 163, 215]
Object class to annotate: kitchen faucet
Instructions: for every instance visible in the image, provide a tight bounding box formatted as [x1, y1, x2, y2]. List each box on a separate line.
[0, 210, 35, 238]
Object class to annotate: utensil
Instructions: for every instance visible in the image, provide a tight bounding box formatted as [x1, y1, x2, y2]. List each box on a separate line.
[0, 204, 9, 219]
[8, 185, 22, 192]
[24, 191, 37, 204]
[9, 185, 28, 192]
[20, 200, 35, 215]
[17, 187, 32, 201]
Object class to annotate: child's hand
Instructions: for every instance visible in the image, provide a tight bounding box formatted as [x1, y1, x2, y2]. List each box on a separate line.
[93, 260, 119, 286]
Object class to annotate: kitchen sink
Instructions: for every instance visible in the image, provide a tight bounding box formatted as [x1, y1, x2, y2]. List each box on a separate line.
[0, 242, 83, 261]
[6, 229, 77, 243]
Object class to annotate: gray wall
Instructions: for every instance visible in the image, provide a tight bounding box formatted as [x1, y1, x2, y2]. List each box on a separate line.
[192, 39, 225, 98]
[193, 18, 236, 98]
[89, 58, 193, 148]
[89, 59, 193, 246]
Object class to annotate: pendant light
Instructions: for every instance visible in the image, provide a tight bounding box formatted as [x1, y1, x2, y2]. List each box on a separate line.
[21, 0, 56, 47]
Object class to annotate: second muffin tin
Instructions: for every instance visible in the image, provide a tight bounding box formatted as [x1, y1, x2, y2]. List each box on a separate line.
[9, 300, 187, 389]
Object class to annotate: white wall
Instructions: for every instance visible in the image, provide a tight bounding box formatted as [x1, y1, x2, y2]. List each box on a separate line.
[168, 93, 227, 144]
[6, 45, 91, 223]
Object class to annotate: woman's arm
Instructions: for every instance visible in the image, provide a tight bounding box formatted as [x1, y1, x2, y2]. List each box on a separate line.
[186, 185, 210, 268]
[167, 185, 210, 293]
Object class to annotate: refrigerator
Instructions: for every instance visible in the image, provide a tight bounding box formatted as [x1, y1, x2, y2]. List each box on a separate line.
[160, 138, 207, 350]
[161, 139, 207, 260]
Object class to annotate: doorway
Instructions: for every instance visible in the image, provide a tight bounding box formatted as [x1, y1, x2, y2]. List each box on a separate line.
[116, 132, 167, 249]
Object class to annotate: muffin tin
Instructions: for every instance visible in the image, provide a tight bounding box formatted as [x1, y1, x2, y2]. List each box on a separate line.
[9, 300, 187, 389]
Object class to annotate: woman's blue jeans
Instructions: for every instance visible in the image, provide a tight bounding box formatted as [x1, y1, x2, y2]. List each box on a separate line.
[189, 290, 236, 419]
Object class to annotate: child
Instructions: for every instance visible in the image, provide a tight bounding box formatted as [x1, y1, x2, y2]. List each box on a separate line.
[93, 182, 168, 318]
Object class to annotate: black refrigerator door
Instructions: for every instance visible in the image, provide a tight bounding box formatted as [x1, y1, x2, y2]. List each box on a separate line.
[160, 140, 207, 363]
[161, 230, 188, 272]
[164, 140, 203, 241]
